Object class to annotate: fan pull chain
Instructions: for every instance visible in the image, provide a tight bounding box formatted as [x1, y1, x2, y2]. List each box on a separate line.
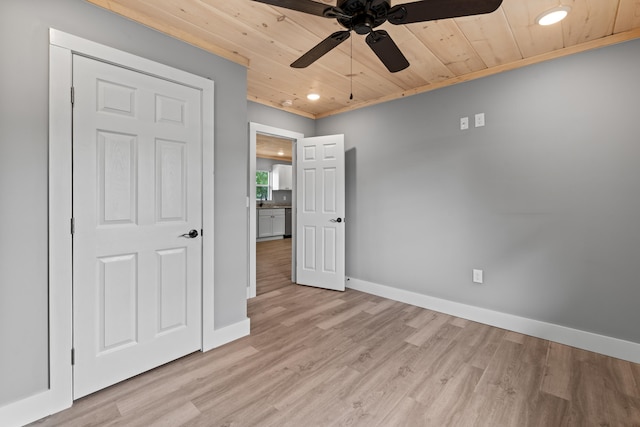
[349, 36, 353, 101]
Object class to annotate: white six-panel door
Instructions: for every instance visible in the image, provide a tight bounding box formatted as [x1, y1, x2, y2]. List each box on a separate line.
[296, 135, 345, 291]
[72, 55, 203, 398]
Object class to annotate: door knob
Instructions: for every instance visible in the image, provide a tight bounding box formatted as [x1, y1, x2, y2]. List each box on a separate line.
[330, 218, 343, 223]
[180, 229, 199, 238]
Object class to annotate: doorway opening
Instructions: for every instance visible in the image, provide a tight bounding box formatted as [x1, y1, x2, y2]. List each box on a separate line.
[248, 123, 303, 299]
[256, 134, 294, 296]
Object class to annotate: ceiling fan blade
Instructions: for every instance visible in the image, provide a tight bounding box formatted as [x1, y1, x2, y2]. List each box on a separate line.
[291, 31, 351, 68]
[365, 30, 409, 73]
[388, 0, 503, 25]
[252, 0, 344, 18]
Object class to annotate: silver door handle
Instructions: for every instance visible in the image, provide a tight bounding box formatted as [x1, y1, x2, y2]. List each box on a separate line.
[180, 229, 199, 238]
[329, 218, 343, 223]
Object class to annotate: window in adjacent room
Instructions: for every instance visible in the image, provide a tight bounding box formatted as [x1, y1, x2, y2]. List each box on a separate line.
[256, 170, 270, 201]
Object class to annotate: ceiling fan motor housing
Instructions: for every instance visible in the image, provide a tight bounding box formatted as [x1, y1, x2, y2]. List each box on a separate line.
[336, 0, 391, 34]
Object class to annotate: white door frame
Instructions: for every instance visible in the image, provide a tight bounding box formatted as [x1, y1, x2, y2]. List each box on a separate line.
[248, 123, 303, 299]
[0, 29, 215, 427]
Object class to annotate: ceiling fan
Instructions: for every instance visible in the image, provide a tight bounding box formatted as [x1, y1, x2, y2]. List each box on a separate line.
[252, 0, 503, 73]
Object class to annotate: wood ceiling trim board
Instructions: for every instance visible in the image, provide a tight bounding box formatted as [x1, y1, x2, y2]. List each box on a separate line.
[455, 7, 523, 68]
[562, 0, 619, 47]
[247, 95, 317, 119]
[256, 154, 293, 162]
[315, 27, 640, 119]
[501, 0, 566, 58]
[613, 0, 640, 33]
[86, 0, 249, 66]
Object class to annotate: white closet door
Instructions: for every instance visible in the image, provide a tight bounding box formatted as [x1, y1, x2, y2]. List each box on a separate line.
[72, 54, 202, 398]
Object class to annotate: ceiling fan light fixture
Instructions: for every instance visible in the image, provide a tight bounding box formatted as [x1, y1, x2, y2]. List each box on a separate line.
[536, 6, 571, 26]
[307, 93, 320, 101]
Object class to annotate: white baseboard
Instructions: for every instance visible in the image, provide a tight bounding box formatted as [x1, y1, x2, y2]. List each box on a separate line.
[256, 236, 284, 242]
[203, 318, 251, 352]
[0, 388, 71, 427]
[247, 285, 256, 299]
[346, 277, 640, 364]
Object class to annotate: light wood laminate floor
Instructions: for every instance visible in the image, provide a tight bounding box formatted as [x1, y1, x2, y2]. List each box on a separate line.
[32, 251, 640, 426]
[257, 238, 292, 296]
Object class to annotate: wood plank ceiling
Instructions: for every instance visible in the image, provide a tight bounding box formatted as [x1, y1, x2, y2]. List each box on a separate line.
[256, 134, 293, 162]
[87, 0, 640, 118]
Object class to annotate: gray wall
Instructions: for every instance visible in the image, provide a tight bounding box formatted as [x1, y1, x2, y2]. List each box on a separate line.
[317, 39, 640, 345]
[248, 102, 315, 137]
[0, 0, 248, 406]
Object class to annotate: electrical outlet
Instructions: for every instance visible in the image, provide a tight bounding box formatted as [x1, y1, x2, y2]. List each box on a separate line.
[473, 269, 483, 284]
[460, 116, 469, 130]
[283, 195, 287, 201]
[475, 113, 485, 127]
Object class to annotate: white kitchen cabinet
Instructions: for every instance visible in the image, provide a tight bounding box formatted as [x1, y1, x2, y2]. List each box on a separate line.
[272, 164, 292, 190]
[258, 208, 285, 238]
[258, 212, 273, 238]
[272, 211, 285, 235]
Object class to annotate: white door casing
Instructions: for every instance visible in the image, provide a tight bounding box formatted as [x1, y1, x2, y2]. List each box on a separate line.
[248, 123, 303, 299]
[72, 55, 202, 398]
[0, 29, 215, 427]
[296, 135, 346, 291]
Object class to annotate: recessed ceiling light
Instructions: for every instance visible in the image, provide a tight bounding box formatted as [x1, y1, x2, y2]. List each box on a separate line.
[277, 150, 284, 156]
[536, 6, 571, 26]
[307, 93, 320, 101]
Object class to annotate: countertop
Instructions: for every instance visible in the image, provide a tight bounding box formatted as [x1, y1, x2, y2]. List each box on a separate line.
[257, 204, 291, 209]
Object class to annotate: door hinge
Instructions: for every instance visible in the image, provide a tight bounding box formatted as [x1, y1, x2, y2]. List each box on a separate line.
[71, 217, 75, 235]
[201, 228, 204, 236]
[71, 348, 75, 365]
[71, 86, 75, 106]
